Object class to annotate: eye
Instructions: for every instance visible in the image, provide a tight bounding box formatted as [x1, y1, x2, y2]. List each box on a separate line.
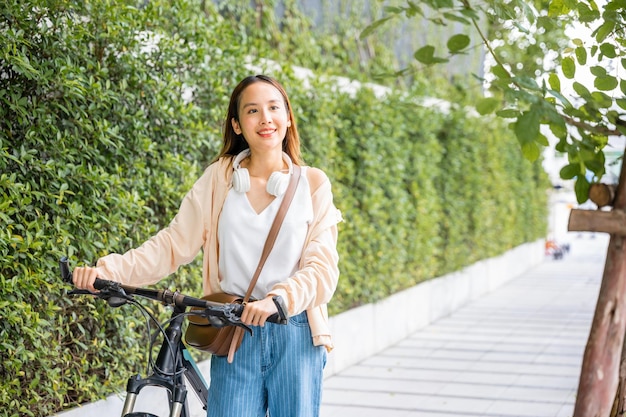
[247, 108, 258, 114]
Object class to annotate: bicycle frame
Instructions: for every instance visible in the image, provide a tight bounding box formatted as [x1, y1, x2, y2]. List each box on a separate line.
[121, 305, 209, 417]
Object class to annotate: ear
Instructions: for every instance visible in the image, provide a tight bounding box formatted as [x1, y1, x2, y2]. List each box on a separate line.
[287, 119, 292, 127]
[232, 118, 242, 135]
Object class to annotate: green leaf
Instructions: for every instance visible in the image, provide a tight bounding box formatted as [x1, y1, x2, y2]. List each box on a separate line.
[514, 107, 540, 145]
[599, 42, 617, 59]
[591, 91, 613, 108]
[413, 45, 448, 64]
[590, 65, 607, 77]
[360, 16, 394, 39]
[442, 12, 470, 25]
[548, 73, 561, 92]
[475, 97, 500, 115]
[492, 64, 510, 79]
[586, 159, 605, 176]
[548, 0, 570, 16]
[447, 34, 470, 53]
[616, 98, 626, 110]
[550, 119, 568, 140]
[536, 133, 550, 146]
[548, 89, 573, 108]
[575, 47, 588, 65]
[560, 163, 581, 179]
[595, 21, 615, 43]
[496, 109, 520, 118]
[574, 176, 591, 204]
[383, 6, 404, 14]
[561, 56, 576, 79]
[514, 76, 540, 91]
[521, 141, 540, 161]
[577, 2, 600, 22]
[595, 75, 618, 91]
[573, 81, 591, 97]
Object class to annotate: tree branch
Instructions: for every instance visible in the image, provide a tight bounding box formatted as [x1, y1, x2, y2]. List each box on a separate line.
[563, 115, 623, 137]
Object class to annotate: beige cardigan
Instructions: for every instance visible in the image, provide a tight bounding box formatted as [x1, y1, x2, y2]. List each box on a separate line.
[96, 156, 342, 351]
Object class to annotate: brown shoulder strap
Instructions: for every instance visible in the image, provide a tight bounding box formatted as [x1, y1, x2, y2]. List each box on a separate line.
[228, 165, 302, 363]
[242, 164, 302, 302]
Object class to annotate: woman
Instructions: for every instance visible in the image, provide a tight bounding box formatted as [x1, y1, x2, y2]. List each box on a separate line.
[72, 74, 342, 417]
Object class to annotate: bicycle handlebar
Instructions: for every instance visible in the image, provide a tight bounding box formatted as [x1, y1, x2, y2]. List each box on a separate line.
[59, 257, 288, 325]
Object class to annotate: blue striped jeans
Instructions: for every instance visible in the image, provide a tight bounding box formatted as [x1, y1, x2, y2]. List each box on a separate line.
[207, 311, 327, 417]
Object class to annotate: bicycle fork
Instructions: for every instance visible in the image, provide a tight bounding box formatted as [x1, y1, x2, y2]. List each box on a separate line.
[121, 373, 188, 417]
[120, 308, 191, 417]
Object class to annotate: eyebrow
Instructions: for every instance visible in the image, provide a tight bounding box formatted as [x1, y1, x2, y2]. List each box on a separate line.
[241, 99, 282, 109]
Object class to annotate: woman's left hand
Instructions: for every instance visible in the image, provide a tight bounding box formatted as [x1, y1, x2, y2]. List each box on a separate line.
[241, 296, 278, 327]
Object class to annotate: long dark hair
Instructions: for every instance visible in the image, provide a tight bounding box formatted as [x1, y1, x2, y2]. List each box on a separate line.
[214, 75, 303, 164]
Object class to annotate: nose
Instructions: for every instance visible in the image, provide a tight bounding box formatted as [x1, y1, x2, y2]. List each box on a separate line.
[260, 109, 272, 124]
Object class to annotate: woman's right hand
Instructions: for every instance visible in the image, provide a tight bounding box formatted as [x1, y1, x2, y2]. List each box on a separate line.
[72, 266, 100, 293]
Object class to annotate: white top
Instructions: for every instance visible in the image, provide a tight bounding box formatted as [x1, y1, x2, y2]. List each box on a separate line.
[217, 166, 313, 300]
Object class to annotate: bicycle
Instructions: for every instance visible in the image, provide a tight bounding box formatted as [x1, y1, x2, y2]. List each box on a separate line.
[59, 257, 288, 417]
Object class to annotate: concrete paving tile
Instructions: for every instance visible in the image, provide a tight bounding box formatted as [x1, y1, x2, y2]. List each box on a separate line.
[363, 355, 474, 372]
[512, 374, 581, 389]
[499, 385, 572, 402]
[429, 350, 488, 361]
[321, 404, 414, 417]
[485, 399, 564, 417]
[468, 360, 581, 377]
[556, 403, 575, 417]
[437, 381, 508, 399]
[451, 370, 519, 386]
[446, 340, 538, 354]
[478, 351, 541, 363]
[339, 364, 466, 383]
[386, 345, 443, 357]
[399, 337, 450, 349]
[322, 389, 436, 410]
[532, 352, 584, 366]
[323, 375, 447, 395]
[417, 395, 494, 414]
[321, 234, 607, 417]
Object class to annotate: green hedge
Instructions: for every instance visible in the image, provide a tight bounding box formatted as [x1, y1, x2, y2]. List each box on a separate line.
[0, 0, 548, 415]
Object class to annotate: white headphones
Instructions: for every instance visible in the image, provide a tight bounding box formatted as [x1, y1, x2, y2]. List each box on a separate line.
[232, 149, 293, 197]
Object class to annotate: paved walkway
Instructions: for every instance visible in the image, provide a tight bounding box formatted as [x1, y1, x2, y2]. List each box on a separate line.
[320, 234, 609, 417]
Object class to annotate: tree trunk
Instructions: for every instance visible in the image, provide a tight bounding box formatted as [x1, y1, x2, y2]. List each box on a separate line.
[609, 332, 626, 416]
[574, 153, 626, 417]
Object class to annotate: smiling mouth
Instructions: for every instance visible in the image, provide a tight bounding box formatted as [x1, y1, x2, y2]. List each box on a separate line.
[258, 129, 276, 135]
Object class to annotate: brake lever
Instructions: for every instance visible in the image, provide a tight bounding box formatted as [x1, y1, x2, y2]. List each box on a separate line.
[68, 285, 132, 308]
[203, 305, 253, 335]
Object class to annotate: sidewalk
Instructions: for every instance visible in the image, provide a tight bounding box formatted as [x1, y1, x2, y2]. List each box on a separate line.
[321, 233, 609, 417]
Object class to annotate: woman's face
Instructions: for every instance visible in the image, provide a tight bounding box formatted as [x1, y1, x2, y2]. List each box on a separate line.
[231, 81, 291, 154]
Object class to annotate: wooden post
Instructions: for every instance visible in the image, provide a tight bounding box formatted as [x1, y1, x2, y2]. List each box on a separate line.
[569, 209, 626, 236]
[573, 153, 626, 417]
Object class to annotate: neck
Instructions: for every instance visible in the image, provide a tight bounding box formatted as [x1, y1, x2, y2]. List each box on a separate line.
[246, 151, 285, 177]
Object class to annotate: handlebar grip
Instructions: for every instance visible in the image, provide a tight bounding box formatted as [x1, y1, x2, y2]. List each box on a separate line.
[229, 299, 288, 325]
[93, 277, 112, 291]
[59, 257, 72, 283]
[266, 312, 285, 324]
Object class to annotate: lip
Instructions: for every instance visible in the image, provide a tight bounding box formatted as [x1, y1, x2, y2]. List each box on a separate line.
[257, 129, 276, 137]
